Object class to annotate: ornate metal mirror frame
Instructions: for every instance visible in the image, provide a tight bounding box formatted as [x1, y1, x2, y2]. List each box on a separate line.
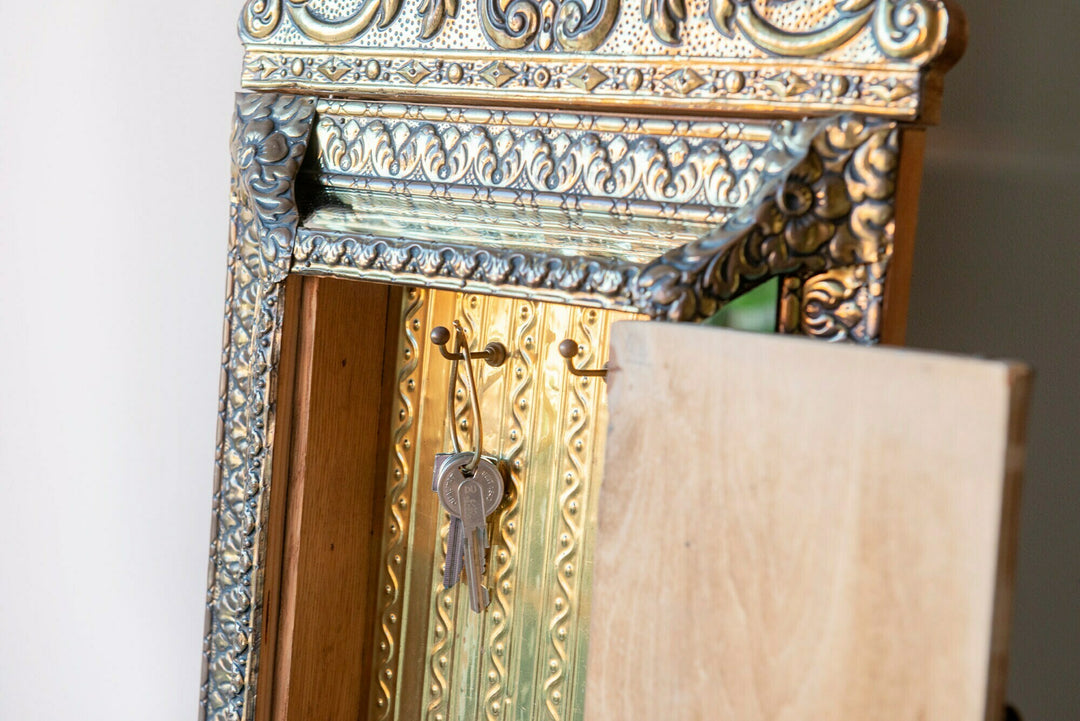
[203, 1, 966, 719]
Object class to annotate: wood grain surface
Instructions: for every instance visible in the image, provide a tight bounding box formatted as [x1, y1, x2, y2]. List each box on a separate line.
[587, 323, 1030, 721]
[256, 277, 399, 721]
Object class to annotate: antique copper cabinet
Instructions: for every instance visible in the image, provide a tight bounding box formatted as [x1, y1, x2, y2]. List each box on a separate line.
[203, 2, 971, 720]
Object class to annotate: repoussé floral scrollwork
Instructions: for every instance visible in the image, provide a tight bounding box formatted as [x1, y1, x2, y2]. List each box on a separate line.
[202, 93, 316, 721]
[709, 0, 947, 63]
[630, 116, 899, 325]
[313, 111, 771, 210]
[242, 0, 953, 65]
[242, 0, 402, 43]
[480, 0, 620, 51]
[294, 112, 900, 342]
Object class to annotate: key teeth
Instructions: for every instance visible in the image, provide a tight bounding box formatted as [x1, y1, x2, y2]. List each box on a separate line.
[449, 555, 464, 589]
[442, 517, 465, 589]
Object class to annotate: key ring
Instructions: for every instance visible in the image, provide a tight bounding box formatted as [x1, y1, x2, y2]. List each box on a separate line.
[453, 321, 484, 474]
[448, 322, 483, 473]
[446, 331, 463, 455]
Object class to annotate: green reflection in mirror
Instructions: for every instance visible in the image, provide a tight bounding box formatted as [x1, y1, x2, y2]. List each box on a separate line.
[705, 278, 778, 332]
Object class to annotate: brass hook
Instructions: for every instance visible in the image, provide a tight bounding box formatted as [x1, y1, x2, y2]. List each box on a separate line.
[558, 339, 608, 380]
[437, 322, 485, 473]
[431, 326, 508, 367]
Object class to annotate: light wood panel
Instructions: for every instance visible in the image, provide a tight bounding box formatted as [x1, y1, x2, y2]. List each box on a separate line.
[255, 277, 400, 721]
[587, 323, 1030, 721]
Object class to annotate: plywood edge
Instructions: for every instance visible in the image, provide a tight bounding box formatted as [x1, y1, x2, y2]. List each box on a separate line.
[983, 366, 1034, 721]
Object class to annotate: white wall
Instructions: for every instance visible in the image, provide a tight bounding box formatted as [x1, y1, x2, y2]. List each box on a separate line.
[0, 3, 239, 719]
[0, 2, 1075, 719]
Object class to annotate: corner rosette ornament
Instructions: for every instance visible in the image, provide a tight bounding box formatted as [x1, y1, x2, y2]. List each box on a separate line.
[230, 93, 317, 283]
[764, 152, 851, 256]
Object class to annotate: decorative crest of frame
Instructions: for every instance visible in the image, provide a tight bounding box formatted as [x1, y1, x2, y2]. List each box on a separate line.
[240, 0, 964, 119]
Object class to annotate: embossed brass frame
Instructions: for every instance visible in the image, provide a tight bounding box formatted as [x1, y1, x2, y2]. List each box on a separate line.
[203, 1, 965, 719]
[203, 88, 900, 721]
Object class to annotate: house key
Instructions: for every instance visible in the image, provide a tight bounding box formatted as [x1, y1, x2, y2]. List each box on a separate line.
[431, 451, 472, 588]
[438, 456, 504, 611]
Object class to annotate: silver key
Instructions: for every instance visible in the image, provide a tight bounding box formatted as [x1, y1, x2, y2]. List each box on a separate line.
[432, 452, 471, 588]
[459, 475, 489, 612]
[438, 457, 504, 611]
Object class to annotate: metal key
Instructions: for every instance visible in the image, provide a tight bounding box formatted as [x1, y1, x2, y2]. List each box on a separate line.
[459, 474, 489, 612]
[431, 452, 465, 493]
[438, 457, 504, 611]
[431, 451, 472, 588]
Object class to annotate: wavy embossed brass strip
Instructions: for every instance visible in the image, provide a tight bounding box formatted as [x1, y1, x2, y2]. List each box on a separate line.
[368, 287, 427, 721]
[540, 308, 601, 721]
[381, 292, 638, 721]
[478, 298, 534, 720]
[422, 511, 456, 721]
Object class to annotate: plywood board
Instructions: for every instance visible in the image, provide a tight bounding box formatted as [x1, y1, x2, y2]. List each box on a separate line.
[587, 323, 1030, 721]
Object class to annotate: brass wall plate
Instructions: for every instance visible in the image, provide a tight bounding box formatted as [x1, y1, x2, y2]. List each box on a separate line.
[369, 288, 643, 721]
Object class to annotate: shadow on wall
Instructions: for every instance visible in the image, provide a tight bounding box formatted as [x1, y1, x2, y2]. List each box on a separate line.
[907, 2, 1080, 718]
